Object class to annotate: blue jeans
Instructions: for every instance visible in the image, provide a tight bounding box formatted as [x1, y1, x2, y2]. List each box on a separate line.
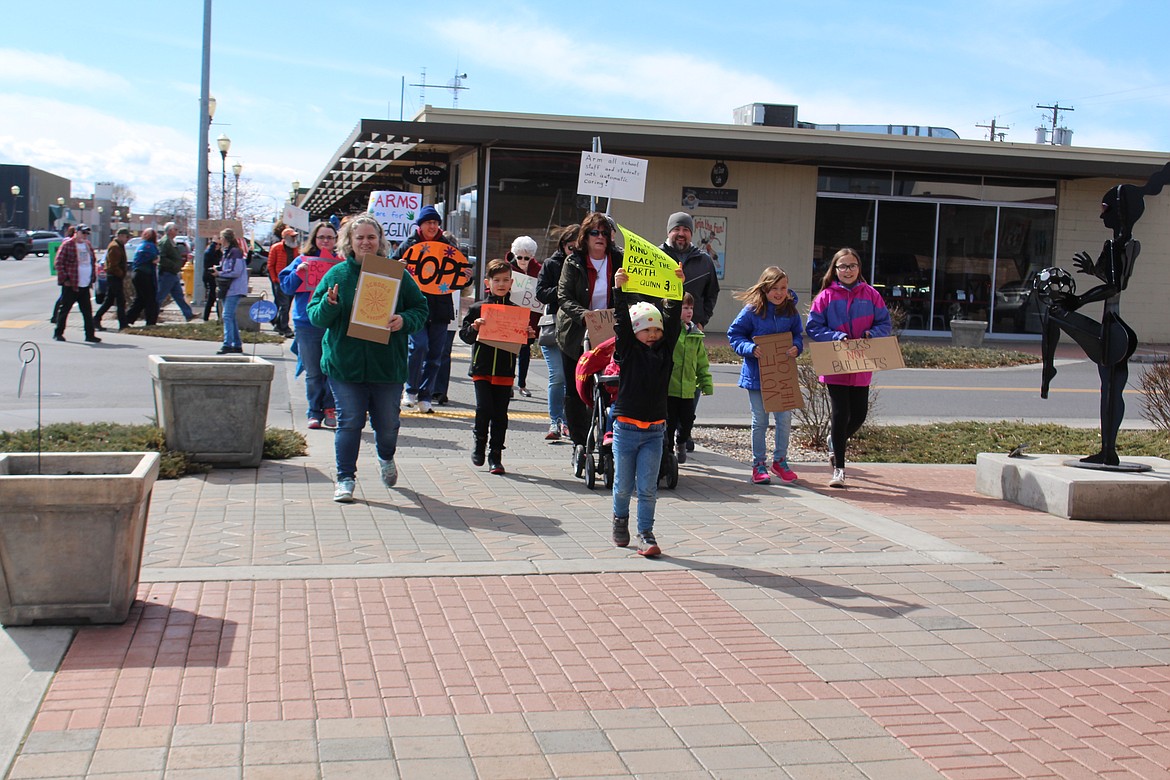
[294, 323, 334, 420]
[432, 330, 457, 397]
[406, 321, 450, 401]
[330, 380, 403, 481]
[541, 344, 566, 427]
[221, 294, 242, 348]
[611, 420, 664, 534]
[156, 271, 194, 319]
[747, 389, 792, 468]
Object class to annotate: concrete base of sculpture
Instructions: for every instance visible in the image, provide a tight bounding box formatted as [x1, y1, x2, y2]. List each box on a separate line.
[149, 354, 274, 468]
[0, 452, 160, 626]
[950, 320, 987, 348]
[976, 452, 1170, 520]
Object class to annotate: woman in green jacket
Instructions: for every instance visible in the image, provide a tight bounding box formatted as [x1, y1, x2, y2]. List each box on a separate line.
[308, 215, 429, 503]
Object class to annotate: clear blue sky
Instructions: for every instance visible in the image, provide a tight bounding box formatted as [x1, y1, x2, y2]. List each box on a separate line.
[3, 0, 1168, 218]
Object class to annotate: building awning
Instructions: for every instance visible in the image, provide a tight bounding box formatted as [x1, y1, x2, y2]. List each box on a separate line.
[300, 107, 1170, 219]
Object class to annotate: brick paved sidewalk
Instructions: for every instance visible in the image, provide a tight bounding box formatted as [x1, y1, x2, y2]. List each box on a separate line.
[5, 367, 1170, 779]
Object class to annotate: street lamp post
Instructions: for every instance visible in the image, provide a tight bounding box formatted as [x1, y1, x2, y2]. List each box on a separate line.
[216, 133, 231, 219]
[232, 161, 243, 219]
[4, 185, 19, 226]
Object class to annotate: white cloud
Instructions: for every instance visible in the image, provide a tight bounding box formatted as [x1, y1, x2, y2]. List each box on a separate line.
[0, 48, 131, 92]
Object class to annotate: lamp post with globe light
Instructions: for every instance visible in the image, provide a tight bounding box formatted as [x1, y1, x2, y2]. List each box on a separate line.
[3, 185, 20, 226]
[217, 134, 231, 219]
[232, 161, 242, 219]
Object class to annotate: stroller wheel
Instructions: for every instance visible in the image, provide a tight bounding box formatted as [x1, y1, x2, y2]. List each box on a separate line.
[602, 452, 614, 489]
[585, 454, 597, 489]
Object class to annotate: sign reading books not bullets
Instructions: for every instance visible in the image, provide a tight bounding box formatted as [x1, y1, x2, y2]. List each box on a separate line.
[753, 332, 803, 413]
[347, 254, 404, 344]
[807, 336, 906, 377]
[478, 304, 532, 355]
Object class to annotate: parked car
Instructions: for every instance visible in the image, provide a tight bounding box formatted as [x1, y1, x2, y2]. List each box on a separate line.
[29, 230, 63, 256]
[247, 238, 269, 276]
[0, 227, 31, 260]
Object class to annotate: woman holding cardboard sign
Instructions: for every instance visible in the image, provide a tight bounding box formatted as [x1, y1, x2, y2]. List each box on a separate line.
[806, 248, 891, 488]
[556, 212, 624, 475]
[308, 215, 429, 504]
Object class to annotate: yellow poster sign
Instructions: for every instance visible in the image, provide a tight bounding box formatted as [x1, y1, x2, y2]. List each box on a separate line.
[616, 225, 683, 300]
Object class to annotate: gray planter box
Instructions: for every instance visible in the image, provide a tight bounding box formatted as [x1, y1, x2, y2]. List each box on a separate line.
[950, 319, 987, 348]
[149, 354, 275, 468]
[236, 294, 263, 332]
[0, 452, 161, 626]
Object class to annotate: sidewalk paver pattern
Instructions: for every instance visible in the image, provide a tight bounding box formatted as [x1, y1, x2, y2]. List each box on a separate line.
[7, 377, 1170, 779]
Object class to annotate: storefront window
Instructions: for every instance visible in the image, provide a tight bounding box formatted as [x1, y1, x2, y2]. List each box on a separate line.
[991, 208, 1054, 334]
[485, 149, 588, 263]
[871, 201, 937, 330]
[811, 198, 875, 295]
[935, 204, 996, 325]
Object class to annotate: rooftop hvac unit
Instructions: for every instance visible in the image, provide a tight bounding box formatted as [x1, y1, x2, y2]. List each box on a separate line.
[1035, 126, 1050, 144]
[1053, 127, 1074, 146]
[732, 103, 798, 128]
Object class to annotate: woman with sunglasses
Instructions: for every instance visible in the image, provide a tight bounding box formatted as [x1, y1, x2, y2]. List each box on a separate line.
[279, 221, 343, 429]
[806, 247, 891, 488]
[556, 212, 623, 472]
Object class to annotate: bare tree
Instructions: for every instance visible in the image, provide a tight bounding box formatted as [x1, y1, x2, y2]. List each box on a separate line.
[110, 184, 137, 214]
[151, 195, 195, 234]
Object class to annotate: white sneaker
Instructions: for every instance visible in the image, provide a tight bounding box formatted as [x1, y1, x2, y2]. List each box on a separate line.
[829, 468, 846, 488]
[401, 392, 417, 409]
[417, 399, 433, 414]
[333, 478, 356, 503]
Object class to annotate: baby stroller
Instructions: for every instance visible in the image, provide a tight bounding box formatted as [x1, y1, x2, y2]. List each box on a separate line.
[574, 337, 617, 490]
[573, 336, 678, 491]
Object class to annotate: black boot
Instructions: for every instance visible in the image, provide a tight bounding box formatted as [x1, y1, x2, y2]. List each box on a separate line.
[487, 451, 505, 475]
[612, 516, 630, 547]
[472, 439, 486, 467]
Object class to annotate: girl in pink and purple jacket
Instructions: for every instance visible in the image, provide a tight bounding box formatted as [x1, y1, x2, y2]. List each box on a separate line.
[806, 248, 891, 488]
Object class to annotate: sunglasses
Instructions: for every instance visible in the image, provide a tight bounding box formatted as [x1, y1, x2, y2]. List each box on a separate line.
[514, 255, 534, 261]
[586, 229, 610, 238]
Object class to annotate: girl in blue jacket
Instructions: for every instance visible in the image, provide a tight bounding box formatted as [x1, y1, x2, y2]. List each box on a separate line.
[727, 266, 804, 484]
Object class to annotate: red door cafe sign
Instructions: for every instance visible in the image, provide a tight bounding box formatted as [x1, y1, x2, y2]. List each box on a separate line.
[399, 242, 473, 295]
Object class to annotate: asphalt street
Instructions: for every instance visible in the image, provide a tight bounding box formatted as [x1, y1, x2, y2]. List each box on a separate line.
[0, 256, 1158, 431]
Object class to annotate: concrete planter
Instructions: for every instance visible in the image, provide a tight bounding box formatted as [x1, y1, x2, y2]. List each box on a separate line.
[0, 452, 161, 626]
[149, 354, 275, 468]
[950, 319, 987, 348]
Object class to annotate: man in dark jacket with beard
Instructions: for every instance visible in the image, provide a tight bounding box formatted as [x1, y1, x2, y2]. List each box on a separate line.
[659, 212, 719, 330]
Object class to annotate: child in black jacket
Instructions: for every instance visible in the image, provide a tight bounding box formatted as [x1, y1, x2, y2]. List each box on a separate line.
[459, 259, 533, 475]
[610, 266, 683, 557]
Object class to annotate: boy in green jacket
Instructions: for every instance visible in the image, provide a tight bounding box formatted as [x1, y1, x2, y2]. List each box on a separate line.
[666, 293, 714, 464]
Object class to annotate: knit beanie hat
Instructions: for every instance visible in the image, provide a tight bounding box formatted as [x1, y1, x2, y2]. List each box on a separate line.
[667, 211, 694, 233]
[629, 301, 663, 334]
[415, 205, 442, 225]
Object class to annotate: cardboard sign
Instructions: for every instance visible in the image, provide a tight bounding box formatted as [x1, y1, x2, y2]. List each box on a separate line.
[281, 204, 310, 233]
[577, 152, 648, 202]
[367, 190, 423, 244]
[509, 272, 543, 312]
[399, 241, 473, 295]
[347, 254, 404, 344]
[197, 218, 245, 238]
[584, 308, 616, 346]
[616, 224, 683, 300]
[754, 332, 803, 412]
[479, 304, 530, 343]
[294, 256, 342, 293]
[808, 336, 906, 376]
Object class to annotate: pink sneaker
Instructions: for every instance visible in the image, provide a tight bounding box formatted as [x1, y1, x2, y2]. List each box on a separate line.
[751, 465, 771, 484]
[771, 460, 798, 483]
[602, 432, 613, 446]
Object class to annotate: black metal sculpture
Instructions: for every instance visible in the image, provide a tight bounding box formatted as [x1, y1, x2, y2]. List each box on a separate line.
[1037, 162, 1170, 470]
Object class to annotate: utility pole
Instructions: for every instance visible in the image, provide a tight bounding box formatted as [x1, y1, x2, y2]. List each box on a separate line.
[1036, 102, 1074, 144]
[976, 118, 1009, 142]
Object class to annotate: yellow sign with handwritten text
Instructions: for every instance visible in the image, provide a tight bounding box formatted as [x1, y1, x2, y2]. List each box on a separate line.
[615, 225, 683, 300]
